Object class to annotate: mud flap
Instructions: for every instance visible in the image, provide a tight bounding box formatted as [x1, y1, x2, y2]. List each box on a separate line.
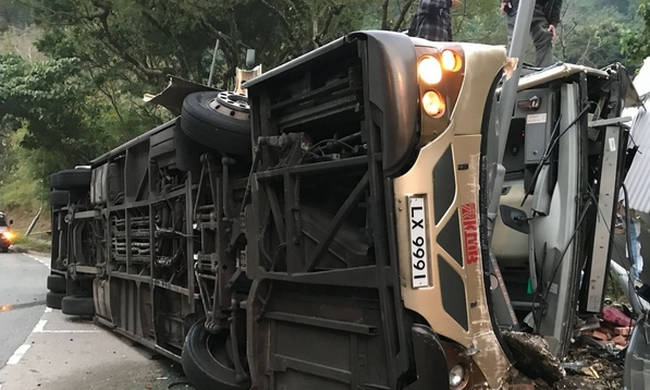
[404, 324, 449, 390]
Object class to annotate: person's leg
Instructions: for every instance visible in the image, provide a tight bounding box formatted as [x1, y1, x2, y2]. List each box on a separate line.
[529, 6, 554, 67]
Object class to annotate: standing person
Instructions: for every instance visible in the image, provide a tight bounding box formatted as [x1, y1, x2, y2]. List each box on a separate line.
[500, 0, 562, 67]
[408, 0, 459, 42]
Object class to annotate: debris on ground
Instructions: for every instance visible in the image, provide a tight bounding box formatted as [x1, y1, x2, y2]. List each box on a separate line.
[601, 306, 634, 327]
[507, 339, 624, 390]
[502, 331, 565, 385]
[552, 340, 625, 390]
[545, 304, 630, 389]
[504, 302, 631, 390]
[579, 305, 634, 352]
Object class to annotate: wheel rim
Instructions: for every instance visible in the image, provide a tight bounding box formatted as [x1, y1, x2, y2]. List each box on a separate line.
[212, 91, 250, 113]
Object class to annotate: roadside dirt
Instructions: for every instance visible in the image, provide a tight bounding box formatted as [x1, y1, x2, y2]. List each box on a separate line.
[4, 205, 49, 236]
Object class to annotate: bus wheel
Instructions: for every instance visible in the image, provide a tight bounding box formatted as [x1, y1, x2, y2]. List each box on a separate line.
[50, 190, 70, 208]
[49, 168, 91, 190]
[47, 274, 66, 293]
[61, 296, 94, 317]
[181, 320, 248, 390]
[46, 292, 64, 309]
[180, 91, 251, 160]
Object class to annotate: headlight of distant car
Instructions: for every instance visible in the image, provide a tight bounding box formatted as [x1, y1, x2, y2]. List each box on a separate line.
[2, 231, 14, 241]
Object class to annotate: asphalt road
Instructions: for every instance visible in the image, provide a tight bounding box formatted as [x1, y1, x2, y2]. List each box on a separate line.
[0, 251, 49, 368]
[0, 251, 188, 389]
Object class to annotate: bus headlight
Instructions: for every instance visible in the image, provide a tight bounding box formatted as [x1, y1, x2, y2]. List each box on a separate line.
[421, 90, 445, 118]
[418, 56, 442, 85]
[449, 364, 466, 388]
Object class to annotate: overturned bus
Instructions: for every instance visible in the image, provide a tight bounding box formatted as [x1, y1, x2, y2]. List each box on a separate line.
[45, 31, 640, 389]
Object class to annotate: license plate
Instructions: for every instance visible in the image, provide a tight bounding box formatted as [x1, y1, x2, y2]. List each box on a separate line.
[408, 196, 429, 288]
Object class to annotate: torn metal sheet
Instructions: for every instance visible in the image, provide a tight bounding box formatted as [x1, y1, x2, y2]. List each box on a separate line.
[144, 75, 218, 115]
[624, 314, 650, 390]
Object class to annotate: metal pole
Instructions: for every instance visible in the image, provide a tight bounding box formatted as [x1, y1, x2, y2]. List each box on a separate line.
[486, 0, 536, 238]
[481, 0, 537, 330]
[207, 38, 220, 87]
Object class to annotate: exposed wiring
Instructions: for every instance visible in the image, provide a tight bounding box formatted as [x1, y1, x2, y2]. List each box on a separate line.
[521, 103, 594, 206]
[532, 199, 593, 332]
[520, 113, 562, 206]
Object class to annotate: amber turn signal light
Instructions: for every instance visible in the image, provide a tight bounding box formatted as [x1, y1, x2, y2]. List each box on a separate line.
[441, 50, 462, 72]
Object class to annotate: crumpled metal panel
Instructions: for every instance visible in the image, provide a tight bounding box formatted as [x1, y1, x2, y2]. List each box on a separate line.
[624, 314, 650, 390]
[144, 75, 218, 115]
[623, 96, 650, 213]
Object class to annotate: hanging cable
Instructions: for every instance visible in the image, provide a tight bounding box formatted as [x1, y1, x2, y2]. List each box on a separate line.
[521, 103, 594, 206]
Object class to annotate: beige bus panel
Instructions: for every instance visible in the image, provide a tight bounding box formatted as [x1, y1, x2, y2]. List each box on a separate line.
[394, 43, 511, 389]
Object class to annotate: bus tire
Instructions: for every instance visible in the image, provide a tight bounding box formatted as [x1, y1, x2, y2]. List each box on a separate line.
[50, 190, 70, 208]
[50, 169, 91, 190]
[61, 296, 95, 317]
[181, 321, 248, 390]
[180, 91, 251, 160]
[47, 274, 66, 293]
[46, 292, 64, 310]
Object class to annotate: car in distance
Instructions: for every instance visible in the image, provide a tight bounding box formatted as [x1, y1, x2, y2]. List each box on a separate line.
[0, 212, 15, 252]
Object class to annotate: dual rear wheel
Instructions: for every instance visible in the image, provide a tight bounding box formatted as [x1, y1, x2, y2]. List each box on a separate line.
[46, 274, 94, 316]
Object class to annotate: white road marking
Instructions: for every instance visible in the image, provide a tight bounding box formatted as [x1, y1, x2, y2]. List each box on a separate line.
[6, 344, 30, 365]
[4, 279, 100, 373]
[32, 319, 99, 334]
[32, 320, 47, 333]
[34, 329, 100, 334]
[26, 254, 50, 269]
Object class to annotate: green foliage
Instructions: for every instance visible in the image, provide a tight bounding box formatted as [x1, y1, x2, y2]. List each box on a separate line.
[0, 51, 160, 210]
[0, 0, 648, 215]
[13, 234, 51, 252]
[453, 1, 506, 45]
[555, 1, 631, 67]
[0, 128, 47, 210]
[0, 0, 32, 31]
[27, 0, 400, 91]
[622, 0, 650, 67]
[451, 0, 641, 69]
[1, 53, 114, 170]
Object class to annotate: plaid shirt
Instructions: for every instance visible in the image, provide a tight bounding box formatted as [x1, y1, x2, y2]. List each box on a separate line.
[407, 0, 453, 42]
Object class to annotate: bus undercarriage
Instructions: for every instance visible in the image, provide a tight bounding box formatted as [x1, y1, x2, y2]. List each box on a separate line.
[46, 31, 639, 389]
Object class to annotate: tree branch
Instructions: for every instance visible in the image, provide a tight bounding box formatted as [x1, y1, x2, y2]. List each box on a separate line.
[315, 4, 345, 46]
[85, 3, 167, 81]
[393, 0, 416, 31]
[381, 0, 390, 30]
